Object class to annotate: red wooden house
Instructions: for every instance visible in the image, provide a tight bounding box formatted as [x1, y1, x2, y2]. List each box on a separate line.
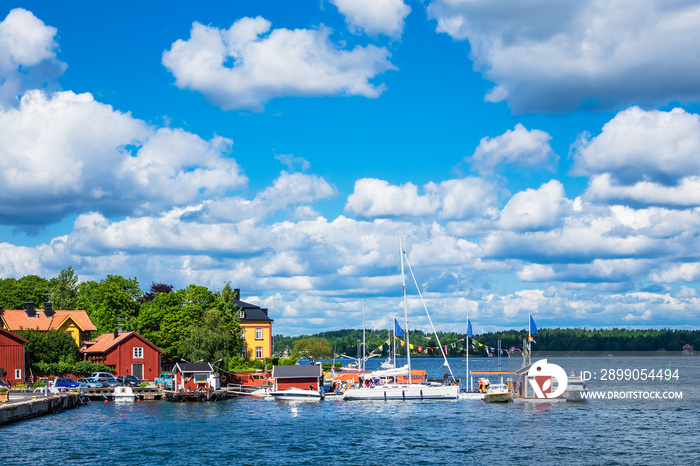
[172, 362, 218, 391]
[0, 328, 28, 387]
[272, 365, 323, 392]
[81, 330, 163, 380]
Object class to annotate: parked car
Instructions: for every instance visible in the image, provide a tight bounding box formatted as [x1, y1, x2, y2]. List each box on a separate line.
[54, 377, 80, 389]
[90, 372, 121, 387]
[77, 377, 103, 388]
[116, 375, 141, 387]
[155, 372, 175, 389]
[0, 379, 10, 389]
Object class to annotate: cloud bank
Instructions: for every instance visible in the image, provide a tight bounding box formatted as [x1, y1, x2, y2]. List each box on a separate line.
[428, 0, 700, 112]
[163, 16, 395, 111]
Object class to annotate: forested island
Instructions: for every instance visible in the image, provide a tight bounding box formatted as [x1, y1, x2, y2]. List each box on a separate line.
[275, 327, 699, 358]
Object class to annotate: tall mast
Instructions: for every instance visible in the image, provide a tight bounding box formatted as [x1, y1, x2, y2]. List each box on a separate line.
[466, 314, 470, 392]
[528, 312, 531, 366]
[362, 299, 366, 371]
[403, 249, 455, 382]
[392, 314, 396, 367]
[399, 234, 411, 384]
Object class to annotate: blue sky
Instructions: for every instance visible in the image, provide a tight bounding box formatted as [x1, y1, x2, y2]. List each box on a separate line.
[2, 1, 700, 336]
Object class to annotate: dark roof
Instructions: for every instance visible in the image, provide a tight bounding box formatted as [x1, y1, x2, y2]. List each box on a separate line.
[236, 299, 273, 322]
[174, 362, 214, 373]
[272, 365, 322, 379]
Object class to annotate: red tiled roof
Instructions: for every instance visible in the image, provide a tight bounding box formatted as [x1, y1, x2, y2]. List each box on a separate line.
[0, 309, 97, 332]
[81, 331, 164, 354]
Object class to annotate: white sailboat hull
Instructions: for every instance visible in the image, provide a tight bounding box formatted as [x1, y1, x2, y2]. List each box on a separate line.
[343, 384, 459, 401]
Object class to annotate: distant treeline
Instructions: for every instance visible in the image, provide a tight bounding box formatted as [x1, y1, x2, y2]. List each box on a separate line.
[275, 327, 700, 357]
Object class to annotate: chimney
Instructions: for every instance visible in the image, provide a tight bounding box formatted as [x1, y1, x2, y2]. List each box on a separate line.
[25, 302, 36, 317]
[114, 329, 119, 339]
[43, 302, 54, 317]
[234, 288, 240, 299]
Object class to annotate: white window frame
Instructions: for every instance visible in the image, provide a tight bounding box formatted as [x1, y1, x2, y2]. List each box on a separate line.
[255, 346, 263, 359]
[239, 310, 245, 319]
[133, 346, 144, 359]
[242, 347, 247, 358]
[15, 368, 21, 380]
[255, 328, 263, 340]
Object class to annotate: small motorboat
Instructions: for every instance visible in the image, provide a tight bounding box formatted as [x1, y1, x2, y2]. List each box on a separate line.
[269, 387, 323, 401]
[113, 386, 137, 402]
[483, 383, 510, 403]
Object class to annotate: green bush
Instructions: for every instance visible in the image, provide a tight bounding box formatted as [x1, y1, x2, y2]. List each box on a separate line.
[321, 362, 342, 371]
[278, 358, 297, 366]
[31, 361, 116, 376]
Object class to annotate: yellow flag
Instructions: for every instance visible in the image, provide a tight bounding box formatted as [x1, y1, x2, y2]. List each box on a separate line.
[400, 340, 405, 346]
[409, 344, 414, 350]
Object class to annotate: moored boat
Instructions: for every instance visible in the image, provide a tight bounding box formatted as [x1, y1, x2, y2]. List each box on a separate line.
[343, 383, 459, 400]
[113, 385, 136, 402]
[483, 382, 510, 403]
[269, 387, 323, 401]
[341, 235, 460, 402]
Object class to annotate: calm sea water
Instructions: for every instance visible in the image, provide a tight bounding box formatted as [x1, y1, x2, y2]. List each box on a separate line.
[4, 356, 699, 465]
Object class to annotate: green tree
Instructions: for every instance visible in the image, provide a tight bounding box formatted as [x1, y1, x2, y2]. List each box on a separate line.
[137, 285, 219, 359]
[291, 337, 332, 360]
[16, 329, 80, 365]
[49, 266, 80, 310]
[0, 276, 50, 309]
[0, 278, 22, 310]
[180, 307, 242, 365]
[81, 275, 142, 334]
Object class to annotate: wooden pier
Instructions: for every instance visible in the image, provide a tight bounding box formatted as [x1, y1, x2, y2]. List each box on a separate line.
[79, 386, 162, 401]
[161, 388, 234, 402]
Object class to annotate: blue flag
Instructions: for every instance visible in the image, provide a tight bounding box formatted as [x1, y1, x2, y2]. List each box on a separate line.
[394, 318, 404, 337]
[467, 319, 473, 338]
[530, 315, 539, 335]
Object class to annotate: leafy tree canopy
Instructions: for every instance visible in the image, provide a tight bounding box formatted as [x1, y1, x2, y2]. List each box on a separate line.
[49, 266, 80, 310]
[16, 329, 80, 365]
[291, 337, 332, 361]
[180, 307, 242, 366]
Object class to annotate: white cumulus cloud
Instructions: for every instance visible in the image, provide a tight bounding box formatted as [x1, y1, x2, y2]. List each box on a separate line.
[499, 180, 572, 231]
[428, 0, 700, 112]
[574, 107, 700, 185]
[0, 90, 247, 227]
[345, 177, 498, 220]
[330, 0, 411, 38]
[0, 8, 66, 108]
[467, 123, 556, 174]
[162, 16, 395, 111]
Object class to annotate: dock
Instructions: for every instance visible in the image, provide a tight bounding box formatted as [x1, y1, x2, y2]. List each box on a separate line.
[0, 391, 85, 426]
[161, 388, 235, 402]
[79, 386, 163, 401]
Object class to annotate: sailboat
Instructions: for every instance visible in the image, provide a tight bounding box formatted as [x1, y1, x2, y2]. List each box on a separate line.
[343, 235, 460, 401]
[459, 317, 485, 400]
[379, 317, 399, 369]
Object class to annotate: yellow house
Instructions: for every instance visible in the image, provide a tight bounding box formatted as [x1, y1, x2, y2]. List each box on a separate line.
[234, 289, 274, 361]
[0, 302, 97, 347]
